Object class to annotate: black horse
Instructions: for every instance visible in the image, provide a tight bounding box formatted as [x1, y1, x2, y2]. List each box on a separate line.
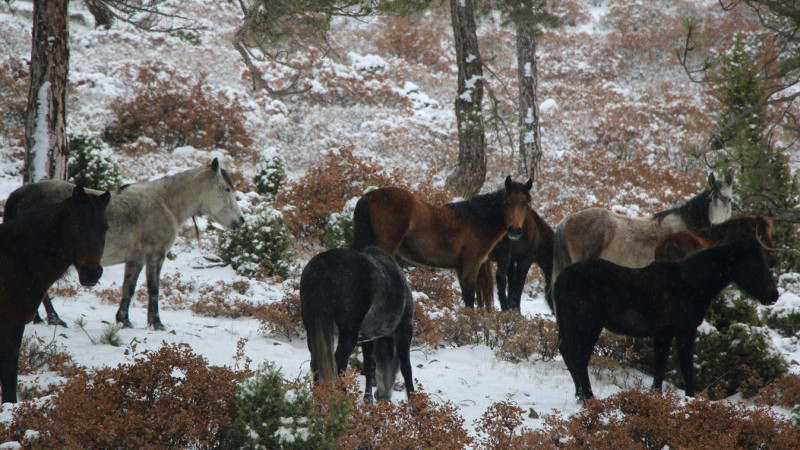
[481, 206, 554, 311]
[554, 237, 778, 402]
[300, 246, 414, 402]
[1, 186, 110, 403]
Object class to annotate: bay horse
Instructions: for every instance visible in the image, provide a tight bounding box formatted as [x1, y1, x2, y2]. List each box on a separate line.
[482, 206, 554, 311]
[550, 172, 733, 312]
[3, 158, 244, 330]
[1, 186, 110, 403]
[554, 237, 778, 402]
[300, 246, 414, 402]
[655, 215, 776, 266]
[353, 176, 533, 309]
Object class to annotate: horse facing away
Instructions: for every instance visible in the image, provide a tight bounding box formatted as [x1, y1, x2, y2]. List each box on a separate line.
[300, 246, 414, 402]
[554, 237, 779, 402]
[655, 215, 776, 266]
[550, 172, 733, 312]
[353, 176, 533, 309]
[3, 158, 244, 330]
[1, 186, 110, 403]
[482, 205, 554, 311]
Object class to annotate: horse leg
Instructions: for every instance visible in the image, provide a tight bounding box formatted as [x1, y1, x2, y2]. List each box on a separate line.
[41, 294, 67, 327]
[145, 253, 167, 331]
[361, 341, 375, 403]
[395, 319, 415, 398]
[676, 331, 697, 397]
[510, 256, 535, 311]
[374, 336, 400, 402]
[0, 321, 25, 403]
[457, 265, 480, 309]
[495, 253, 511, 311]
[116, 261, 144, 328]
[650, 335, 672, 392]
[334, 331, 358, 376]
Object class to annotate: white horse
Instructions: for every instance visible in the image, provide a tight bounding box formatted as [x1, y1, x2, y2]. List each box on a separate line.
[3, 158, 244, 330]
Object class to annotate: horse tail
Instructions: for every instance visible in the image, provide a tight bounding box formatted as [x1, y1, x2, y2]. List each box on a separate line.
[352, 194, 375, 251]
[476, 261, 495, 310]
[310, 315, 337, 384]
[549, 221, 572, 315]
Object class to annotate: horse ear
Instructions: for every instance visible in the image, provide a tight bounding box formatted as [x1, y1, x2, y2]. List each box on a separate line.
[707, 173, 716, 188]
[100, 191, 111, 206]
[525, 178, 533, 190]
[211, 158, 220, 173]
[72, 185, 87, 202]
[505, 176, 512, 191]
[725, 169, 734, 186]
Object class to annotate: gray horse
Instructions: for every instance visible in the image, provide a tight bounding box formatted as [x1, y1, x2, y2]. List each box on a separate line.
[3, 158, 244, 330]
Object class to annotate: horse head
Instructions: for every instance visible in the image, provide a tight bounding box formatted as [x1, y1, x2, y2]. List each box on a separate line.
[201, 158, 245, 230]
[69, 185, 111, 286]
[732, 237, 779, 306]
[707, 171, 733, 225]
[503, 176, 533, 241]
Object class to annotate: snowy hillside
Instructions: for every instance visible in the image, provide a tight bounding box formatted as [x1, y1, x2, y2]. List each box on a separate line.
[1, 0, 800, 446]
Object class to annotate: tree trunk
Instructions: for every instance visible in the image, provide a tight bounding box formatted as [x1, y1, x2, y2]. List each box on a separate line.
[24, 0, 69, 183]
[85, 0, 114, 29]
[446, 0, 486, 198]
[516, 29, 542, 182]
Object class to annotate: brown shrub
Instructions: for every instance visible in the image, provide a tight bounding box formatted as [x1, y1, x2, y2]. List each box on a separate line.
[6, 342, 242, 448]
[276, 145, 405, 245]
[328, 372, 473, 449]
[254, 282, 304, 340]
[520, 389, 800, 449]
[0, 57, 27, 145]
[754, 373, 800, 410]
[474, 398, 528, 449]
[191, 280, 259, 318]
[373, 10, 453, 72]
[106, 61, 254, 158]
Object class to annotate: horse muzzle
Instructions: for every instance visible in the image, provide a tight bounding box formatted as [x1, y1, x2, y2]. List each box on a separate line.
[230, 216, 245, 230]
[507, 227, 523, 241]
[78, 266, 104, 287]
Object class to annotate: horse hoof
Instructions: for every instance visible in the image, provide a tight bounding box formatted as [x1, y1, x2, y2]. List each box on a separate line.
[117, 318, 134, 329]
[49, 317, 68, 328]
[150, 321, 166, 331]
[363, 395, 374, 404]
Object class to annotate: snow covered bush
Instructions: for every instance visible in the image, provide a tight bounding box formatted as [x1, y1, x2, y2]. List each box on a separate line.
[253, 150, 286, 200]
[217, 205, 292, 279]
[226, 363, 350, 449]
[67, 133, 122, 191]
[322, 195, 359, 250]
[255, 282, 304, 340]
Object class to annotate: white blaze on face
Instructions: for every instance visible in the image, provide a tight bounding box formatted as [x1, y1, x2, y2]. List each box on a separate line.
[708, 183, 733, 224]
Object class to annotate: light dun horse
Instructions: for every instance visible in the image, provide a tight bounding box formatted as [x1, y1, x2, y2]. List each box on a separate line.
[555, 237, 778, 402]
[1, 186, 110, 403]
[301, 246, 415, 402]
[353, 177, 533, 309]
[550, 173, 733, 311]
[3, 158, 244, 330]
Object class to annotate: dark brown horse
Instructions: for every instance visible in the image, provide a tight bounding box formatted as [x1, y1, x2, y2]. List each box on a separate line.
[1, 186, 110, 403]
[353, 177, 533, 309]
[301, 246, 414, 403]
[481, 206, 554, 311]
[554, 237, 778, 402]
[655, 215, 776, 266]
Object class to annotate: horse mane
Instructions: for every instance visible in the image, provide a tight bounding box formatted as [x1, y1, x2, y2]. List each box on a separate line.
[652, 187, 714, 230]
[447, 189, 509, 232]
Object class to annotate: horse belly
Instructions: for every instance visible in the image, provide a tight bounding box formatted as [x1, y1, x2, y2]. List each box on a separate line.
[397, 235, 460, 269]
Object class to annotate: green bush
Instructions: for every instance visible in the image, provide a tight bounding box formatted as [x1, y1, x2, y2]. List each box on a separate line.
[217, 205, 293, 279]
[764, 308, 800, 337]
[322, 195, 359, 250]
[694, 323, 787, 398]
[705, 287, 763, 331]
[226, 363, 351, 449]
[253, 151, 286, 200]
[67, 133, 122, 191]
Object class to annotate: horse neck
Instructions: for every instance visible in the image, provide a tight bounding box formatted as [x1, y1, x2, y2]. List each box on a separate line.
[678, 244, 737, 314]
[450, 190, 508, 234]
[3, 207, 74, 283]
[531, 211, 555, 285]
[151, 168, 211, 223]
[654, 189, 711, 231]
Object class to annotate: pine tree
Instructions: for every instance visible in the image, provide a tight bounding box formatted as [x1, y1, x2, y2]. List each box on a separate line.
[713, 33, 799, 269]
